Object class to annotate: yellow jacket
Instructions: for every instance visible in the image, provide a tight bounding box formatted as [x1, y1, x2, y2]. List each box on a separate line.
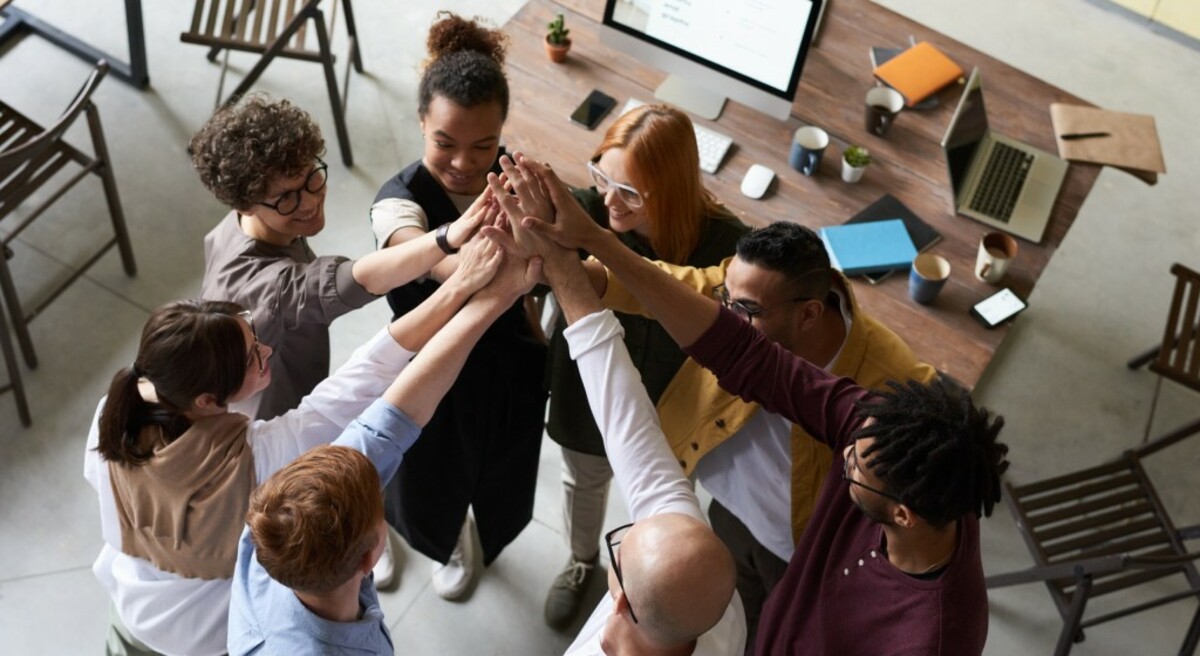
[601, 259, 937, 543]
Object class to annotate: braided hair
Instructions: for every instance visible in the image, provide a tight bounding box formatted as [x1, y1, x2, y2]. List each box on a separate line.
[854, 378, 1008, 528]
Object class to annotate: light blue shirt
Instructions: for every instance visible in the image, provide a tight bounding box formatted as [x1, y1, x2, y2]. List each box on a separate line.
[227, 398, 421, 655]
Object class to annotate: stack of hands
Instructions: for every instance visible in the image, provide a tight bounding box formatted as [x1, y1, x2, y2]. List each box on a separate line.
[441, 151, 608, 298]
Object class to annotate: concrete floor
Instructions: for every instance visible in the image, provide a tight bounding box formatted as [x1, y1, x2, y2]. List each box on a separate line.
[0, 0, 1197, 654]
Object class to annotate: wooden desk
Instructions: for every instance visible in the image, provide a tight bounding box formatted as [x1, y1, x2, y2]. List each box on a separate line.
[500, 0, 1100, 389]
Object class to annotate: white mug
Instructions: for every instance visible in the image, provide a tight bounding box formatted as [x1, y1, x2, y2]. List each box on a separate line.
[975, 232, 1018, 284]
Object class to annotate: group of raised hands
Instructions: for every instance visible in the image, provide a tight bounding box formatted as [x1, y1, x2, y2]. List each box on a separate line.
[441, 151, 609, 300]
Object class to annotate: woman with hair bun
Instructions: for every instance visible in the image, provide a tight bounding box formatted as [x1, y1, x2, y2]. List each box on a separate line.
[540, 104, 748, 628]
[369, 12, 547, 601]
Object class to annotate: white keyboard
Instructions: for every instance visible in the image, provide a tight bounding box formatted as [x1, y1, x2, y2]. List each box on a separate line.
[620, 98, 732, 174]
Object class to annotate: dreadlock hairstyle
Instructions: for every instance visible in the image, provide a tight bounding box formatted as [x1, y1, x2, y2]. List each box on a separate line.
[853, 378, 1008, 528]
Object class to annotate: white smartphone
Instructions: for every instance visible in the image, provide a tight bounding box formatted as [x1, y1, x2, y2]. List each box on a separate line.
[971, 288, 1027, 329]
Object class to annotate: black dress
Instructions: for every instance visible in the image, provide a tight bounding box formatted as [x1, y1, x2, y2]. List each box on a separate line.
[374, 154, 548, 565]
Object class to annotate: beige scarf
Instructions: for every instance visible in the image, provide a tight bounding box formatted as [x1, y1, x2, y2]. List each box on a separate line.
[108, 412, 256, 580]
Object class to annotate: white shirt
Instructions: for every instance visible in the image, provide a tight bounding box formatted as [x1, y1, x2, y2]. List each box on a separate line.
[563, 310, 747, 655]
[692, 291, 854, 561]
[369, 190, 476, 248]
[83, 328, 414, 656]
[567, 593, 747, 656]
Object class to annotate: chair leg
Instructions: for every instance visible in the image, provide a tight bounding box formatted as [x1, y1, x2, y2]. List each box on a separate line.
[0, 252, 37, 369]
[85, 104, 137, 277]
[1182, 604, 1200, 656]
[341, 0, 364, 72]
[0, 298, 32, 427]
[1055, 577, 1092, 656]
[1128, 343, 1160, 369]
[1143, 376, 1164, 444]
[313, 10, 353, 167]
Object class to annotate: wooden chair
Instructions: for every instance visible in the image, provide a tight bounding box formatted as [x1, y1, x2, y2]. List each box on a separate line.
[986, 427, 1200, 656]
[0, 294, 31, 427]
[180, 0, 362, 166]
[0, 60, 137, 372]
[1127, 263, 1200, 443]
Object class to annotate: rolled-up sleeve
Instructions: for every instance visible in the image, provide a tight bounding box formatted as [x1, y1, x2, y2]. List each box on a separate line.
[370, 198, 429, 248]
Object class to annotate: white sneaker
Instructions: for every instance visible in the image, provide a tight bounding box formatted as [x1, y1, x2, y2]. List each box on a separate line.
[431, 516, 476, 600]
[373, 528, 400, 591]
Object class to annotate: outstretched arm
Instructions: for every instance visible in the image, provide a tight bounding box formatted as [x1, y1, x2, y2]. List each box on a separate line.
[353, 190, 499, 294]
[385, 250, 543, 427]
[509, 222, 701, 520]
[521, 160, 721, 349]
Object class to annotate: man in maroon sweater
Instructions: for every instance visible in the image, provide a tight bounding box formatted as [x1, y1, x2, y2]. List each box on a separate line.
[513, 159, 1010, 656]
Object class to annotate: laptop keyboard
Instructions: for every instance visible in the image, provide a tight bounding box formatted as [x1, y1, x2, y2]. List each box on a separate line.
[969, 142, 1034, 223]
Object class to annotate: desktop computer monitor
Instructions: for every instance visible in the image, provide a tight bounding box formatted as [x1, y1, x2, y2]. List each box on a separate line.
[601, 0, 823, 121]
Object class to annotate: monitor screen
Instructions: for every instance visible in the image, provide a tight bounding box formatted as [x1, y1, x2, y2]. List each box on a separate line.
[942, 69, 989, 197]
[602, 0, 822, 120]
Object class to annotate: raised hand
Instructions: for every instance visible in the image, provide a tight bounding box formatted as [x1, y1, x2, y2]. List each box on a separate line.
[500, 152, 554, 223]
[477, 247, 543, 305]
[522, 160, 608, 251]
[449, 227, 504, 294]
[445, 187, 496, 249]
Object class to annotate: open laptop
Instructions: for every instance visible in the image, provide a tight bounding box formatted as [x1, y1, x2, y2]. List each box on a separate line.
[941, 68, 1067, 243]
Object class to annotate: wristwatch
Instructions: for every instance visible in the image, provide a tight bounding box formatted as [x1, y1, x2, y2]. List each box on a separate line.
[435, 223, 458, 255]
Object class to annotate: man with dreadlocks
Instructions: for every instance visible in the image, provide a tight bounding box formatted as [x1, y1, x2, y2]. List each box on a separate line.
[521, 159, 1010, 656]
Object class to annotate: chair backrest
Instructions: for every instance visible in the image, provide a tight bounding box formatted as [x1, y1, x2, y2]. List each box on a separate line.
[182, 0, 331, 55]
[1004, 452, 1195, 604]
[1151, 263, 1200, 394]
[0, 61, 109, 220]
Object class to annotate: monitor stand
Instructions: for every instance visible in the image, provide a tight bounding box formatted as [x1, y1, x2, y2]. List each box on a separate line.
[654, 75, 726, 121]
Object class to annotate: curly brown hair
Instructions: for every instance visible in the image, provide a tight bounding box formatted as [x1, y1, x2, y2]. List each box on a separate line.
[189, 94, 326, 211]
[419, 12, 509, 120]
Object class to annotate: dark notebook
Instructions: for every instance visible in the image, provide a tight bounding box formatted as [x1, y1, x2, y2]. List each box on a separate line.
[845, 194, 942, 283]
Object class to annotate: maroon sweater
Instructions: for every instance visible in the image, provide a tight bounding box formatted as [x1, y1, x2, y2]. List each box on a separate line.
[685, 307, 988, 656]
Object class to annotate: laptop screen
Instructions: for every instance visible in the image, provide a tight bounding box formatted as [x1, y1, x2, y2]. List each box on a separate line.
[942, 68, 989, 199]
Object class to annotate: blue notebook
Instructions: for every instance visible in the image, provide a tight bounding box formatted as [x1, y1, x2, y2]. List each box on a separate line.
[818, 219, 917, 277]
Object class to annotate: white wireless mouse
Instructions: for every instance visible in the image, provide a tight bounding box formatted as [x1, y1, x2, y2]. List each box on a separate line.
[740, 164, 775, 199]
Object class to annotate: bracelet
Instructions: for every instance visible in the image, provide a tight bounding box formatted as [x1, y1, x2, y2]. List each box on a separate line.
[435, 223, 458, 255]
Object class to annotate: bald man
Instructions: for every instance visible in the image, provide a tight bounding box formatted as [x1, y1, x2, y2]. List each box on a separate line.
[533, 228, 745, 655]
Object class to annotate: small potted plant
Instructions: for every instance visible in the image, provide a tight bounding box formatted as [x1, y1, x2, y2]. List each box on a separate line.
[841, 145, 871, 183]
[545, 14, 571, 63]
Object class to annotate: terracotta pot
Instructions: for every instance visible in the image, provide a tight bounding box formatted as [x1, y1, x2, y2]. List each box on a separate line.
[545, 37, 571, 63]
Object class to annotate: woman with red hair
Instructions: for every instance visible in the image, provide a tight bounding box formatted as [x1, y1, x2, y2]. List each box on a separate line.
[542, 104, 748, 628]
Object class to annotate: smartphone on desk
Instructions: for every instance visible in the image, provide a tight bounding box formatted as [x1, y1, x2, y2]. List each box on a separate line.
[570, 89, 617, 130]
[971, 288, 1027, 329]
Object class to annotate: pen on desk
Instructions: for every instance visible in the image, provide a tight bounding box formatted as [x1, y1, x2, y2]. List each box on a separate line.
[1061, 132, 1111, 140]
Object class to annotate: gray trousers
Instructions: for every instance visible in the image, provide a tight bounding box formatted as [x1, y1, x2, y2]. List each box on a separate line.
[708, 497, 790, 656]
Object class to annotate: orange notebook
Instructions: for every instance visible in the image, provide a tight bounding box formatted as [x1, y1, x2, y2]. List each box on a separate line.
[873, 42, 963, 107]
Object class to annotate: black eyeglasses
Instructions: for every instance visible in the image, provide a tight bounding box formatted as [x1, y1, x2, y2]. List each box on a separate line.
[712, 284, 810, 322]
[843, 443, 901, 502]
[257, 159, 328, 215]
[605, 523, 638, 624]
[237, 311, 265, 374]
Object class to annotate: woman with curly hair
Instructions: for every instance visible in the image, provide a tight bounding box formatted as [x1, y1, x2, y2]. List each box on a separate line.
[368, 12, 547, 600]
[192, 95, 489, 424]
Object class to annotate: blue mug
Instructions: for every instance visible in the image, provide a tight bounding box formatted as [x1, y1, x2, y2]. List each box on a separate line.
[909, 253, 951, 305]
[789, 126, 829, 176]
